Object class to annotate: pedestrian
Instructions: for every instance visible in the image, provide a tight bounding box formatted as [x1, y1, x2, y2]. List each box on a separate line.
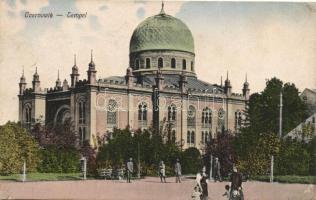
[230, 166, 244, 200]
[126, 158, 133, 183]
[174, 158, 182, 183]
[159, 161, 166, 183]
[200, 173, 208, 200]
[214, 157, 222, 182]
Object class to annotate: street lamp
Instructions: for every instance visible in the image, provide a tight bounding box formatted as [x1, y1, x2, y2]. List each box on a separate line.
[131, 131, 141, 179]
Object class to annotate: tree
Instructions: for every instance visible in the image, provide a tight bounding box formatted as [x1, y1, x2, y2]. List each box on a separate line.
[181, 147, 202, 174]
[0, 122, 39, 174]
[205, 131, 236, 176]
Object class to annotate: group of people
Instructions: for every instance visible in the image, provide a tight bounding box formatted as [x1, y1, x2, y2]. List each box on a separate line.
[126, 158, 182, 183]
[192, 165, 244, 200]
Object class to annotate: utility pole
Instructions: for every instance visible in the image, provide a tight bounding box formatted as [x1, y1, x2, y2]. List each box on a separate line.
[270, 91, 283, 183]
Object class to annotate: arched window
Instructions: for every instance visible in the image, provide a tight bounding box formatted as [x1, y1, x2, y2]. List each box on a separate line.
[24, 104, 32, 129]
[107, 99, 118, 127]
[191, 61, 194, 71]
[135, 59, 140, 70]
[187, 131, 195, 145]
[201, 131, 209, 144]
[79, 101, 86, 124]
[187, 105, 196, 127]
[146, 58, 150, 69]
[138, 102, 147, 127]
[182, 59, 186, 70]
[172, 130, 176, 143]
[171, 58, 176, 69]
[78, 100, 87, 144]
[235, 110, 242, 131]
[168, 104, 176, 121]
[158, 57, 163, 68]
[202, 107, 212, 127]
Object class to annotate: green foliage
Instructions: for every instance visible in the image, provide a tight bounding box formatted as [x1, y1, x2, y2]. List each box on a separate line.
[0, 122, 39, 175]
[276, 138, 311, 176]
[37, 145, 80, 173]
[181, 147, 202, 174]
[96, 128, 182, 176]
[235, 131, 280, 175]
[246, 78, 308, 135]
[205, 131, 236, 176]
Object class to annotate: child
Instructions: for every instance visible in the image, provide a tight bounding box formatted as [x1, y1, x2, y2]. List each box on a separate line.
[222, 185, 230, 199]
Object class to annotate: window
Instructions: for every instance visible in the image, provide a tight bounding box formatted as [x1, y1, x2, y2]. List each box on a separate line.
[107, 99, 118, 127]
[202, 107, 212, 127]
[191, 61, 194, 71]
[138, 102, 147, 127]
[171, 58, 176, 69]
[172, 130, 176, 143]
[158, 57, 163, 68]
[79, 101, 86, 124]
[201, 131, 209, 144]
[24, 104, 32, 129]
[146, 58, 150, 69]
[182, 59, 186, 70]
[135, 59, 140, 70]
[187, 131, 195, 145]
[78, 100, 87, 144]
[168, 104, 176, 121]
[235, 110, 242, 131]
[187, 105, 196, 127]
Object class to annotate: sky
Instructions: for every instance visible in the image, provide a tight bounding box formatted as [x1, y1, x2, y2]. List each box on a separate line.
[0, 0, 315, 124]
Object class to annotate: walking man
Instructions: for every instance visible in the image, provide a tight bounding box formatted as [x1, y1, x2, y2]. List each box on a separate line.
[126, 158, 133, 183]
[174, 158, 182, 183]
[159, 161, 166, 183]
[214, 157, 222, 182]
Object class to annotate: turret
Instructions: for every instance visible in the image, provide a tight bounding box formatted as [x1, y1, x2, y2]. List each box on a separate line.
[87, 50, 97, 84]
[155, 69, 164, 91]
[224, 71, 232, 96]
[32, 67, 41, 93]
[179, 71, 187, 93]
[19, 67, 27, 95]
[70, 54, 80, 87]
[242, 74, 250, 100]
[125, 67, 134, 89]
[63, 79, 69, 91]
[55, 70, 62, 89]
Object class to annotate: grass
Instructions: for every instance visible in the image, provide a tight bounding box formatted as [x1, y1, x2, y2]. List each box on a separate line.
[0, 172, 82, 182]
[249, 175, 316, 184]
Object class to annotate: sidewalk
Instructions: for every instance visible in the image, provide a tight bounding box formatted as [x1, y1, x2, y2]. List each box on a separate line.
[0, 177, 314, 200]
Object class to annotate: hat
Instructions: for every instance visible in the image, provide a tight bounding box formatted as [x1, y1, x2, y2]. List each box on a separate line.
[129, 157, 133, 161]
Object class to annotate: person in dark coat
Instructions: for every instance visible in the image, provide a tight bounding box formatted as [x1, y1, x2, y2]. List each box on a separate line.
[230, 166, 244, 200]
[200, 174, 208, 200]
[126, 158, 133, 183]
[214, 157, 222, 182]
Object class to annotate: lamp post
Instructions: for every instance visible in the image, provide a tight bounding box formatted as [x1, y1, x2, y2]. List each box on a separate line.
[131, 131, 141, 179]
[22, 160, 26, 182]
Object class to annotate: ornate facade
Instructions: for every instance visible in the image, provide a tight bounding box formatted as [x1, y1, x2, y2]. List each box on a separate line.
[18, 7, 250, 151]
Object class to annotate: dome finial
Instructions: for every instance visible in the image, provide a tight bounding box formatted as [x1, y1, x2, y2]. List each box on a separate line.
[160, 1, 165, 15]
[245, 73, 248, 82]
[58, 69, 60, 80]
[91, 49, 93, 62]
[74, 54, 77, 66]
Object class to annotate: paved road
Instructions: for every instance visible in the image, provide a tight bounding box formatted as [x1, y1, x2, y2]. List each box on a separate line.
[0, 177, 315, 199]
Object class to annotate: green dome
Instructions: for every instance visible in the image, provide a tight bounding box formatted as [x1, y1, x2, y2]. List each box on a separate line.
[130, 13, 194, 54]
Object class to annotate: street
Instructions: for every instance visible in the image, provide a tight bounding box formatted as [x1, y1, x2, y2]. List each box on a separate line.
[0, 177, 314, 200]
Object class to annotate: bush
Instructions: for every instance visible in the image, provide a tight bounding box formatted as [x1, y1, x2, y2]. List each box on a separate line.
[276, 139, 310, 176]
[181, 147, 202, 174]
[0, 122, 39, 174]
[37, 145, 80, 173]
